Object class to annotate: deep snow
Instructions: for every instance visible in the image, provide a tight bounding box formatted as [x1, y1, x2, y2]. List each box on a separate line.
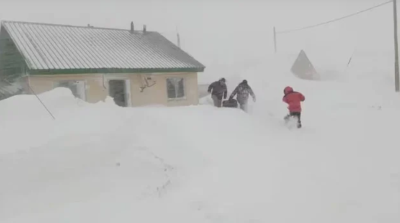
[1, 53, 400, 223]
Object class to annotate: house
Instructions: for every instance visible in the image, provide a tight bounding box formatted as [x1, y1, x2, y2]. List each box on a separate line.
[0, 20, 206, 107]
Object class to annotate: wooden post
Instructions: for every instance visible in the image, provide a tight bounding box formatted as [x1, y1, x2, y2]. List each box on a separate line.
[394, 0, 399, 92]
[273, 27, 277, 54]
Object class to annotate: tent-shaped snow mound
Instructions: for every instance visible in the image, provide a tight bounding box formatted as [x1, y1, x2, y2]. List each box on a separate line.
[290, 50, 320, 80]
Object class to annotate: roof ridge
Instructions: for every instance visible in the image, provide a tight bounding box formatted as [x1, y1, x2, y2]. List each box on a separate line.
[1, 20, 138, 32]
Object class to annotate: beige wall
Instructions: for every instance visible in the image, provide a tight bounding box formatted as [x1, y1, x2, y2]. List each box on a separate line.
[28, 72, 199, 107]
[129, 72, 199, 107]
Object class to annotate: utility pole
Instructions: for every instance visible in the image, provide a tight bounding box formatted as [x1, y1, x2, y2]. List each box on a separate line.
[273, 27, 277, 54]
[394, 0, 399, 92]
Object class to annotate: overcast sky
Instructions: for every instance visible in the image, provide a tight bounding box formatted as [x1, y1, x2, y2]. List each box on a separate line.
[0, 0, 396, 82]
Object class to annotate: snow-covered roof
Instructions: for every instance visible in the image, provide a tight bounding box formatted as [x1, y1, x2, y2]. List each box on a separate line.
[0, 20, 205, 74]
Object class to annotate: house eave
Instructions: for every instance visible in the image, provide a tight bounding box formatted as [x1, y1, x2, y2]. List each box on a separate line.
[28, 67, 206, 75]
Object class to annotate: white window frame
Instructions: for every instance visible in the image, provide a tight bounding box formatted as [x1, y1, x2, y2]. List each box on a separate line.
[166, 77, 186, 101]
[52, 80, 87, 101]
[103, 74, 132, 107]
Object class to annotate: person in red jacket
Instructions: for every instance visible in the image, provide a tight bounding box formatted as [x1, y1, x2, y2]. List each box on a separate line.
[282, 86, 305, 128]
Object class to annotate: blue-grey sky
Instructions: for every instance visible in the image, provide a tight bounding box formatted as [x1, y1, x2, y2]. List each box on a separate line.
[0, 0, 396, 82]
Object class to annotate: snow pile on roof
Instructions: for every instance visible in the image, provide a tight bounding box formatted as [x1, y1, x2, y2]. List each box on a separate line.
[1, 52, 400, 223]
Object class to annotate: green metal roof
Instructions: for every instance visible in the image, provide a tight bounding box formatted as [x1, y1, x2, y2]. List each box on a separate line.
[1, 20, 206, 74]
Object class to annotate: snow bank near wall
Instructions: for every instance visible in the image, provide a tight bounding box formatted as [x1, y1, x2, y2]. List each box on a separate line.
[0, 88, 206, 221]
[0, 88, 118, 155]
[0, 88, 84, 122]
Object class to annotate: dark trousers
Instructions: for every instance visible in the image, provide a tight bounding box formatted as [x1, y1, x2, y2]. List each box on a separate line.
[212, 95, 223, 107]
[284, 112, 302, 128]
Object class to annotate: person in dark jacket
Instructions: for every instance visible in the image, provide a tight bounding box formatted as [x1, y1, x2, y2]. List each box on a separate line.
[208, 78, 228, 107]
[229, 80, 256, 112]
[282, 86, 305, 128]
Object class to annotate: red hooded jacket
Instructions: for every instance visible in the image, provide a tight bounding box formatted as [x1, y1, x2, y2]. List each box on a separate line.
[282, 86, 305, 112]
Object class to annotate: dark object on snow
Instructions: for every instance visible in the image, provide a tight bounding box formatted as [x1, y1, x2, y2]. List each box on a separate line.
[222, 98, 238, 108]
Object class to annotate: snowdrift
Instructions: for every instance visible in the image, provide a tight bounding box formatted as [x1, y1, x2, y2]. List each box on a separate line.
[1, 53, 400, 223]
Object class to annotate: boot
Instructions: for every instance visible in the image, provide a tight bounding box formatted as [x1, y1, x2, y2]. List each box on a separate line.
[297, 121, 302, 128]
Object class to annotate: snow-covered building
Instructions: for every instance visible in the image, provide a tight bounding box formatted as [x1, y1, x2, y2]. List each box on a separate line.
[0, 20, 205, 106]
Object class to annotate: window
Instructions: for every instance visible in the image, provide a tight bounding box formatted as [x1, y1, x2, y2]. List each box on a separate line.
[166, 77, 185, 99]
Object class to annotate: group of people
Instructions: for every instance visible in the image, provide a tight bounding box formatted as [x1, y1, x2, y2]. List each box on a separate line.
[207, 78, 305, 128]
[207, 78, 256, 112]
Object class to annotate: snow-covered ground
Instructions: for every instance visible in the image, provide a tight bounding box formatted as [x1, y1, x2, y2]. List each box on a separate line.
[1, 53, 400, 223]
